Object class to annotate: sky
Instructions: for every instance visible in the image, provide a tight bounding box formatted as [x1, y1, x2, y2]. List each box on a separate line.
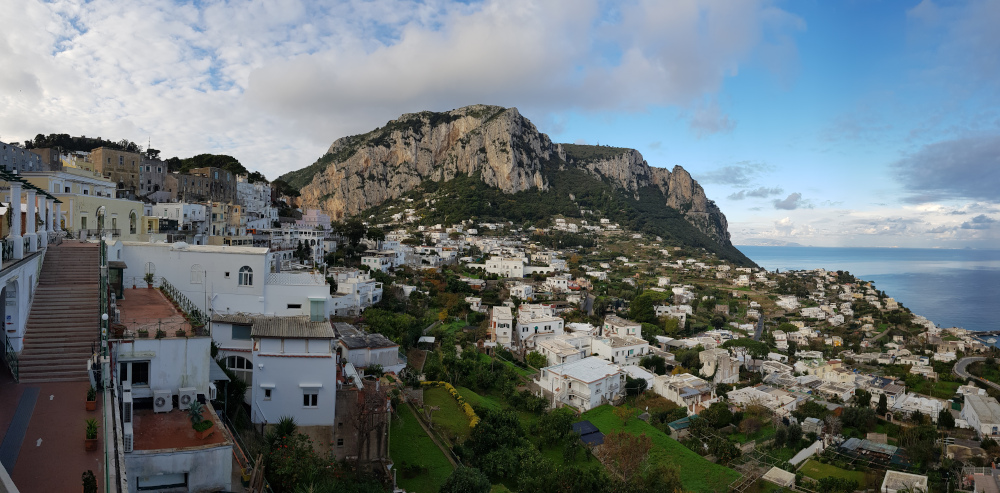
[1, 0, 998, 248]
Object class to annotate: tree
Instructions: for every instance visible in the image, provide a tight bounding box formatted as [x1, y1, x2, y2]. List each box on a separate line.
[877, 393, 888, 415]
[639, 355, 667, 375]
[938, 408, 955, 429]
[722, 339, 769, 362]
[525, 351, 547, 369]
[440, 466, 491, 493]
[787, 424, 803, 446]
[709, 436, 741, 464]
[594, 431, 652, 482]
[614, 406, 634, 425]
[854, 389, 872, 408]
[774, 425, 788, 448]
[625, 375, 647, 396]
[629, 291, 669, 324]
[700, 401, 733, 428]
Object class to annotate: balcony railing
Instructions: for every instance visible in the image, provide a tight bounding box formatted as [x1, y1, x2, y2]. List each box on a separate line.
[159, 278, 209, 334]
[2, 239, 12, 262]
[1, 330, 17, 382]
[81, 229, 120, 238]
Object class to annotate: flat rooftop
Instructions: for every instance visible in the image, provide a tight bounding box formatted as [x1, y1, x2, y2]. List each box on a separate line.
[131, 402, 229, 451]
[116, 287, 196, 338]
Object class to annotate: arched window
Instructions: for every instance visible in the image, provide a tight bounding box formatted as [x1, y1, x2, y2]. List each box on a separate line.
[129, 211, 137, 235]
[238, 266, 253, 286]
[225, 355, 253, 391]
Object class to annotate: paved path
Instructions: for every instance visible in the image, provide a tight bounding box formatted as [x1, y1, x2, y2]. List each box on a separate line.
[953, 357, 1000, 391]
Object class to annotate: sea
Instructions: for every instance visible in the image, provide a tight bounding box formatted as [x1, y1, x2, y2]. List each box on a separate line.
[735, 246, 1000, 337]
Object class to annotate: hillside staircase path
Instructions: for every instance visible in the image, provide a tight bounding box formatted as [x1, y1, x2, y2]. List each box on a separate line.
[18, 243, 100, 383]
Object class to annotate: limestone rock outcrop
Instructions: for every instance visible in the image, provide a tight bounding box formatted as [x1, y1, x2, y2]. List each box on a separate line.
[284, 104, 732, 246]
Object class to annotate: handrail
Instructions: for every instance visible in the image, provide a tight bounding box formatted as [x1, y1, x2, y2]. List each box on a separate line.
[159, 278, 209, 335]
[1, 330, 17, 382]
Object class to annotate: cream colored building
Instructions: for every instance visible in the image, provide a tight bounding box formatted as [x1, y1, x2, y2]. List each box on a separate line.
[23, 169, 144, 240]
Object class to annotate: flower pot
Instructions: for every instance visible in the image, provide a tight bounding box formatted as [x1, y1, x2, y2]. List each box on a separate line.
[146, 283, 153, 289]
[196, 427, 213, 440]
[86, 400, 96, 411]
[85, 438, 97, 451]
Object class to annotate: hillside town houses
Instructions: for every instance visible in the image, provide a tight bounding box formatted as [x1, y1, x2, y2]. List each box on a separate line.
[0, 136, 995, 492]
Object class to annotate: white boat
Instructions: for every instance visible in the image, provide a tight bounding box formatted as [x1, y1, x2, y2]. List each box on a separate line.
[988, 338, 997, 344]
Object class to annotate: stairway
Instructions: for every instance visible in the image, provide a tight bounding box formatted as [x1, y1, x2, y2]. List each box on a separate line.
[18, 244, 100, 383]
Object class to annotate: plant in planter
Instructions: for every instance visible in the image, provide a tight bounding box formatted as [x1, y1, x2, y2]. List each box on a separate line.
[84, 418, 99, 451]
[187, 401, 214, 439]
[175, 329, 187, 338]
[137, 329, 149, 338]
[86, 386, 97, 411]
[82, 470, 98, 493]
[155, 329, 166, 339]
[143, 272, 154, 288]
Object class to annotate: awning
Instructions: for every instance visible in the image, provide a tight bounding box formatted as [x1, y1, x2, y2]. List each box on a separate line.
[209, 359, 231, 382]
[109, 261, 128, 269]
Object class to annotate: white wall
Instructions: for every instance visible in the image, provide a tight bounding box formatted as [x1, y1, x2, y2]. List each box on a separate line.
[1, 254, 43, 352]
[252, 343, 337, 427]
[125, 443, 232, 493]
[117, 336, 212, 399]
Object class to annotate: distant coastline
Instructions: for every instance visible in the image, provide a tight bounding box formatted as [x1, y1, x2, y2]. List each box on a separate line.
[736, 245, 1000, 334]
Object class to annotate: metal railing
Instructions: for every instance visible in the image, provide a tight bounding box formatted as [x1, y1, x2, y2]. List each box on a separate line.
[2, 238, 12, 262]
[159, 278, 209, 334]
[217, 404, 274, 493]
[1, 331, 17, 382]
[82, 229, 121, 238]
[22, 237, 29, 253]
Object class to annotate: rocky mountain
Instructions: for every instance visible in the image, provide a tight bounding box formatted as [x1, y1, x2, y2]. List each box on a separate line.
[280, 104, 751, 265]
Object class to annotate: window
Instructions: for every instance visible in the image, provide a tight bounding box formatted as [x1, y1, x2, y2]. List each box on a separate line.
[119, 361, 150, 387]
[264, 389, 272, 400]
[231, 325, 251, 340]
[225, 355, 253, 370]
[287, 304, 302, 309]
[190, 264, 204, 284]
[238, 266, 253, 286]
[303, 390, 318, 408]
[337, 438, 344, 447]
[224, 271, 230, 279]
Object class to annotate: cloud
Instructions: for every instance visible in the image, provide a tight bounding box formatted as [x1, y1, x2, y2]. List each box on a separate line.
[689, 99, 736, 137]
[0, 0, 805, 179]
[893, 134, 1000, 203]
[698, 161, 774, 186]
[728, 186, 783, 200]
[961, 214, 996, 229]
[773, 192, 809, 210]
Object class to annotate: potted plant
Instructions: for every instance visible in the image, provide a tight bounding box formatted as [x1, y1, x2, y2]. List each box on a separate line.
[82, 470, 97, 493]
[85, 386, 96, 411]
[137, 329, 149, 338]
[155, 329, 166, 339]
[187, 401, 214, 439]
[143, 272, 154, 288]
[84, 418, 99, 451]
[176, 329, 187, 338]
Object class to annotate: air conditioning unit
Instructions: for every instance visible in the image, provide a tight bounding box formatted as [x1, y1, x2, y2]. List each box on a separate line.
[208, 382, 217, 401]
[153, 389, 172, 413]
[123, 422, 134, 453]
[122, 392, 133, 424]
[121, 381, 131, 396]
[178, 387, 197, 410]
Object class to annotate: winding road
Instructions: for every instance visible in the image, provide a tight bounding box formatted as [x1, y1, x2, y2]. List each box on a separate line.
[953, 356, 1000, 392]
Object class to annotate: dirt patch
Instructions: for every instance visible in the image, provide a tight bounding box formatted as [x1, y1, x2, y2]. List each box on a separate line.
[407, 349, 428, 372]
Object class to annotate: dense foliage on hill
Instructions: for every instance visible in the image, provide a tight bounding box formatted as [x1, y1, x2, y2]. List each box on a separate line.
[22, 133, 143, 153]
[364, 168, 754, 265]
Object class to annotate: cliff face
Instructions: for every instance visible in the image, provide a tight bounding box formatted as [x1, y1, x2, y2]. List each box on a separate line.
[286, 104, 732, 247]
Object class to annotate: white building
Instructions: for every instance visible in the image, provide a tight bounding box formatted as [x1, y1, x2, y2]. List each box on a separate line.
[334, 323, 402, 372]
[535, 357, 625, 411]
[490, 306, 514, 347]
[329, 268, 383, 316]
[592, 336, 650, 367]
[509, 283, 534, 301]
[213, 314, 338, 430]
[962, 394, 1000, 438]
[602, 315, 642, 339]
[880, 471, 928, 493]
[513, 304, 565, 350]
[652, 373, 715, 413]
[700, 348, 741, 385]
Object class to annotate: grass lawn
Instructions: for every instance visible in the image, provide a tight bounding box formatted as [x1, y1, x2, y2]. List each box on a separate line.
[423, 386, 473, 443]
[457, 386, 503, 411]
[390, 405, 454, 493]
[909, 380, 961, 399]
[729, 425, 776, 444]
[799, 459, 866, 484]
[583, 405, 741, 493]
